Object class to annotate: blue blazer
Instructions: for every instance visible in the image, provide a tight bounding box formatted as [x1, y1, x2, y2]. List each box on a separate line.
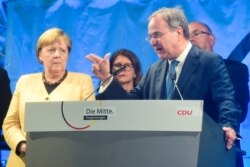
[99, 46, 241, 131]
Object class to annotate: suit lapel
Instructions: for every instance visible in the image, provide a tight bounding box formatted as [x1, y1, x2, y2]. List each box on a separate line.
[155, 60, 168, 98]
[174, 46, 200, 99]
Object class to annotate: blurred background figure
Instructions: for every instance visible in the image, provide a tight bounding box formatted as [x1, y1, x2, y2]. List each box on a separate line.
[96, 49, 142, 99]
[109, 49, 142, 92]
[0, 67, 12, 166]
[189, 21, 249, 167]
[0, 67, 12, 153]
[0, 67, 12, 129]
[2, 27, 95, 167]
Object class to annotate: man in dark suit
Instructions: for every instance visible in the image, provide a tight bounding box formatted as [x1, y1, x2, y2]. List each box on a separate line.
[87, 7, 241, 150]
[189, 21, 249, 167]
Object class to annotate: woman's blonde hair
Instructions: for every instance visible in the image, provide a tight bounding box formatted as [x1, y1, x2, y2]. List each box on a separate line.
[36, 27, 72, 63]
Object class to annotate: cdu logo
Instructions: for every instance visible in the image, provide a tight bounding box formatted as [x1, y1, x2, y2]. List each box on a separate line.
[177, 110, 193, 115]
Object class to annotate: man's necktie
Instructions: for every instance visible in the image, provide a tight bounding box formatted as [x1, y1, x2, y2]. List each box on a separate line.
[166, 60, 179, 99]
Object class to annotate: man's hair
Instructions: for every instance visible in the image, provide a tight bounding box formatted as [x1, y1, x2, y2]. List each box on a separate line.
[195, 21, 213, 35]
[149, 7, 189, 39]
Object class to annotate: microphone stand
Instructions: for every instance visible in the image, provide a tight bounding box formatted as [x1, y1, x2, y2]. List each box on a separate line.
[84, 66, 126, 101]
[171, 74, 183, 100]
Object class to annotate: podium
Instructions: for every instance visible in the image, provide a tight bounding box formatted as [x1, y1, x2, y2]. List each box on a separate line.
[24, 100, 235, 167]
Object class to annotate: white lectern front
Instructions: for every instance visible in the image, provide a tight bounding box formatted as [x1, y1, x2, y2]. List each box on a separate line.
[24, 100, 235, 167]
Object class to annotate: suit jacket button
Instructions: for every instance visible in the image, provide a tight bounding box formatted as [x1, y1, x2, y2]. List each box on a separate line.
[45, 97, 49, 101]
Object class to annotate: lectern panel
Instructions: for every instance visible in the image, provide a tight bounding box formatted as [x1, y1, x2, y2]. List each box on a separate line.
[25, 100, 235, 167]
[27, 131, 201, 167]
[25, 100, 203, 132]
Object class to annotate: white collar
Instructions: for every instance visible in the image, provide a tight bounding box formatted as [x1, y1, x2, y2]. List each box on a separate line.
[168, 41, 192, 64]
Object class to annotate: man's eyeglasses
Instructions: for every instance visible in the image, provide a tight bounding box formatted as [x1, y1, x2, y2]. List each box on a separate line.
[113, 63, 133, 71]
[190, 30, 212, 38]
[146, 32, 164, 42]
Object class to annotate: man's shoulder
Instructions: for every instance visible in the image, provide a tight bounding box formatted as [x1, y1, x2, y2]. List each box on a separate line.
[150, 59, 167, 71]
[224, 59, 249, 76]
[189, 45, 221, 59]
[0, 67, 6, 72]
[0, 67, 8, 75]
[152, 59, 166, 66]
[224, 59, 248, 69]
[187, 46, 223, 66]
[224, 59, 249, 80]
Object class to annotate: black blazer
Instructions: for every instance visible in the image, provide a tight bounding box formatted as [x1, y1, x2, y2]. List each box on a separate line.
[99, 46, 241, 131]
[0, 68, 12, 129]
[224, 60, 249, 122]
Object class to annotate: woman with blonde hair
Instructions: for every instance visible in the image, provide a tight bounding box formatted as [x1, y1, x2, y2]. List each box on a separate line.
[3, 27, 95, 167]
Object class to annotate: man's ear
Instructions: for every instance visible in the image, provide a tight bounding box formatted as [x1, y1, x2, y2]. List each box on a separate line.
[209, 35, 215, 46]
[176, 27, 186, 41]
[176, 27, 184, 36]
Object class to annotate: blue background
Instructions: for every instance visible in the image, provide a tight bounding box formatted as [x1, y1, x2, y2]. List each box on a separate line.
[0, 0, 249, 166]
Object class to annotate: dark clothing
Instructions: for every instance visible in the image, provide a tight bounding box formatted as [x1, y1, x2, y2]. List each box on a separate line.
[224, 60, 249, 167]
[224, 59, 249, 123]
[99, 46, 241, 131]
[0, 68, 12, 129]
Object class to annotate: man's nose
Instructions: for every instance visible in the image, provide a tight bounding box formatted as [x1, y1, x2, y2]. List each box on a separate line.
[189, 36, 197, 44]
[150, 38, 158, 46]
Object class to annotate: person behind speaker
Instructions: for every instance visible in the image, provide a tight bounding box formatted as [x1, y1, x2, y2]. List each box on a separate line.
[87, 7, 241, 152]
[188, 21, 249, 123]
[189, 21, 249, 167]
[96, 49, 142, 100]
[111, 49, 142, 92]
[2, 27, 95, 167]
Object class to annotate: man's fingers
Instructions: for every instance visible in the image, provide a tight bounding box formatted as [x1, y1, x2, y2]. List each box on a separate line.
[86, 52, 111, 81]
[86, 53, 103, 63]
[92, 64, 101, 72]
[226, 138, 234, 149]
[104, 53, 111, 61]
[222, 126, 237, 150]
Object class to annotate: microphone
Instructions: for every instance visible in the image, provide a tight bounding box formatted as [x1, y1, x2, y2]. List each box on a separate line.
[111, 65, 126, 76]
[83, 65, 127, 101]
[170, 73, 183, 100]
